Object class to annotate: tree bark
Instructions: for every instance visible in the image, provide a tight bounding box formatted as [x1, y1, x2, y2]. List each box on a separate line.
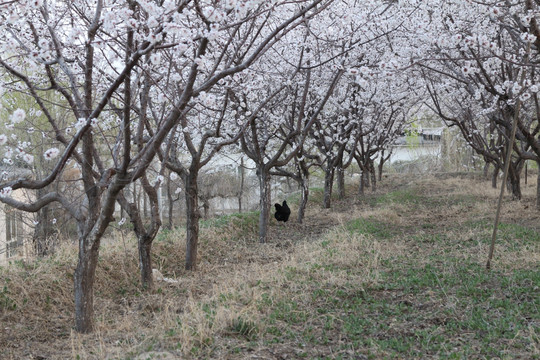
[185, 171, 200, 270]
[358, 171, 365, 196]
[117, 175, 161, 290]
[238, 157, 245, 213]
[257, 169, 271, 243]
[370, 161, 377, 192]
[323, 164, 334, 209]
[536, 161, 540, 210]
[492, 165, 499, 188]
[297, 164, 309, 224]
[202, 199, 210, 220]
[336, 165, 345, 200]
[483, 161, 490, 180]
[166, 174, 174, 230]
[138, 236, 154, 290]
[297, 177, 309, 224]
[508, 165, 522, 200]
[74, 238, 100, 333]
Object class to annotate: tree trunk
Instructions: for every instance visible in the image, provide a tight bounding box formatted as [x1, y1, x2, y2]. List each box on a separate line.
[536, 161, 540, 210]
[483, 162, 490, 179]
[257, 169, 271, 243]
[508, 164, 522, 200]
[297, 176, 309, 224]
[166, 174, 174, 230]
[336, 166, 345, 199]
[364, 167, 370, 188]
[323, 165, 334, 209]
[117, 178, 160, 291]
[74, 236, 100, 333]
[138, 236, 154, 290]
[238, 157, 245, 213]
[378, 159, 384, 182]
[492, 165, 499, 188]
[185, 171, 200, 270]
[370, 161, 377, 192]
[143, 190, 148, 218]
[358, 170, 365, 196]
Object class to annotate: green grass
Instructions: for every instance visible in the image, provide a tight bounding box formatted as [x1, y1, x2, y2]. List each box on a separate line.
[372, 188, 424, 206]
[259, 253, 538, 359]
[200, 210, 259, 229]
[347, 217, 396, 239]
[252, 183, 539, 359]
[465, 219, 540, 248]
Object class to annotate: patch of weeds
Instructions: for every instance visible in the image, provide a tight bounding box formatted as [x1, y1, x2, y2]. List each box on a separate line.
[202, 302, 217, 323]
[308, 187, 344, 204]
[277, 300, 307, 324]
[497, 222, 540, 245]
[372, 189, 423, 206]
[201, 211, 259, 237]
[307, 187, 325, 204]
[466, 220, 540, 247]
[229, 317, 258, 340]
[347, 217, 395, 239]
[155, 227, 175, 243]
[0, 284, 16, 310]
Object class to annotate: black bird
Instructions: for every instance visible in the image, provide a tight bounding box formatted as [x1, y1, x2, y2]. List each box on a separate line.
[274, 200, 291, 222]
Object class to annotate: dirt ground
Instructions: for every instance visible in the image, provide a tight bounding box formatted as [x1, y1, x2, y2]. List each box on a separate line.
[1, 172, 538, 359]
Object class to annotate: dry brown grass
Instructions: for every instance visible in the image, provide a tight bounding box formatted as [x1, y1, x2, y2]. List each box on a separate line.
[0, 172, 538, 359]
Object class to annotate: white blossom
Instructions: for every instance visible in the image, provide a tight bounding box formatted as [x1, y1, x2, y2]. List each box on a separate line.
[520, 92, 531, 102]
[11, 109, 26, 123]
[43, 147, 60, 160]
[521, 32, 537, 43]
[75, 118, 86, 130]
[0, 187, 12, 197]
[23, 153, 34, 164]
